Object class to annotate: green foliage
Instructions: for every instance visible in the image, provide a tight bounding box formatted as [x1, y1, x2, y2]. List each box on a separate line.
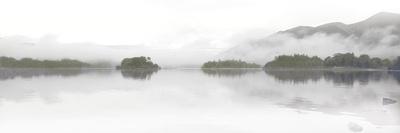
[0, 56, 90, 68]
[324, 53, 356, 67]
[202, 59, 260, 68]
[265, 53, 393, 69]
[119, 56, 160, 69]
[390, 56, 400, 70]
[265, 54, 324, 68]
[324, 53, 392, 68]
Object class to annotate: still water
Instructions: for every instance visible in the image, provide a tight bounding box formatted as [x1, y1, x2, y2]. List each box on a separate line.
[0, 68, 399, 133]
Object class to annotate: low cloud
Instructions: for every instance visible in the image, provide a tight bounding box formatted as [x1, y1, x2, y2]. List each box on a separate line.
[0, 34, 223, 67]
[1, 26, 399, 67]
[219, 26, 400, 65]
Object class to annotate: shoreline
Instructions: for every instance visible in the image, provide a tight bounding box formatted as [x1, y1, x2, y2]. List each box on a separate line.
[1, 67, 400, 72]
[263, 67, 400, 72]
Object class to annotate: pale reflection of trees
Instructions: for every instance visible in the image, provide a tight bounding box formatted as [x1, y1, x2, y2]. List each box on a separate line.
[201, 68, 261, 77]
[264, 70, 323, 83]
[323, 71, 389, 86]
[0, 68, 88, 80]
[265, 70, 396, 86]
[121, 69, 159, 80]
[0, 68, 112, 103]
[389, 71, 400, 83]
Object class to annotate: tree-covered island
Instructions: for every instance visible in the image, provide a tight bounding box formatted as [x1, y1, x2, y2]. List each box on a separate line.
[264, 53, 397, 70]
[0, 56, 90, 68]
[117, 56, 160, 70]
[202, 59, 260, 68]
[264, 54, 324, 69]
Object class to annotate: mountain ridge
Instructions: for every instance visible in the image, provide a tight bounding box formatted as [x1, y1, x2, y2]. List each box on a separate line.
[220, 12, 400, 63]
[280, 12, 400, 39]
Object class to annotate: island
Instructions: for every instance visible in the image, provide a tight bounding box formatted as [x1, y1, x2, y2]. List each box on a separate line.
[264, 53, 395, 70]
[0, 56, 90, 68]
[117, 56, 160, 70]
[201, 59, 260, 68]
[264, 54, 324, 69]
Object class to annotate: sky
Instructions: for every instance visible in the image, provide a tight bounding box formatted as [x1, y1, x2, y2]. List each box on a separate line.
[0, 0, 399, 46]
[0, 0, 400, 66]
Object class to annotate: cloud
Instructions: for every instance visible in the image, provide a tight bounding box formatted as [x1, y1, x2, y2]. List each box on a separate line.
[219, 26, 400, 64]
[1, 25, 399, 67]
[0, 34, 224, 67]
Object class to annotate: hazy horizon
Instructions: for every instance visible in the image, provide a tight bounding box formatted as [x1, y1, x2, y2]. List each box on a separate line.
[1, 1, 400, 132]
[1, 0, 400, 66]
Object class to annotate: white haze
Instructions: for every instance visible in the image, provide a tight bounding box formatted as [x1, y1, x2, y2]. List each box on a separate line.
[220, 26, 400, 65]
[0, 28, 271, 67]
[0, 0, 400, 66]
[0, 0, 285, 67]
[0, 34, 228, 67]
[1, 25, 400, 67]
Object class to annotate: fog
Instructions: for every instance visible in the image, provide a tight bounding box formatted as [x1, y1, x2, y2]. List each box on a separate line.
[1, 1, 400, 133]
[220, 26, 400, 64]
[0, 34, 223, 67]
[1, 0, 400, 67]
[1, 24, 400, 67]
[1, 26, 400, 67]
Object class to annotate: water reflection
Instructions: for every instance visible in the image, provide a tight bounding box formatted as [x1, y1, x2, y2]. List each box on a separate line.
[389, 71, 400, 83]
[264, 70, 323, 83]
[201, 68, 261, 77]
[199, 69, 400, 125]
[324, 71, 389, 86]
[121, 69, 158, 80]
[283, 97, 316, 110]
[0, 69, 398, 132]
[0, 68, 158, 103]
[0, 68, 88, 80]
[265, 70, 396, 85]
[0, 69, 115, 103]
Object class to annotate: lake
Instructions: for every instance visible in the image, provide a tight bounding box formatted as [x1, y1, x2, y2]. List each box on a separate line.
[0, 68, 399, 133]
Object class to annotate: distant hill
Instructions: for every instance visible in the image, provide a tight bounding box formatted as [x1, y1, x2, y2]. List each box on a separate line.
[221, 12, 400, 63]
[280, 12, 400, 41]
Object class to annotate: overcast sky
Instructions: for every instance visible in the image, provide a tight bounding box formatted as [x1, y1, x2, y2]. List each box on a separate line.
[0, 0, 399, 48]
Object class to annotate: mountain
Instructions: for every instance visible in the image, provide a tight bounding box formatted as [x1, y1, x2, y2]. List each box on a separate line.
[279, 22, 351, 38]
[280, 12, 400, 39]
[220, 12, 400, 63]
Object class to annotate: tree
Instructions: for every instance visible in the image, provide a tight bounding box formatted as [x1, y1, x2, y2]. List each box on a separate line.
[265, 54, 323, 68]
[202, 59, 260, 68]
[0, 57, 17, 67]
[0, 56, 90, 68]
[358, 54, 370, 68]
[390, 56, 400, 70]
[119, 56, 160, 69]
[370, 58, 383, 68]
[266, 53, 392, 69]
[382, 59, 392, 68]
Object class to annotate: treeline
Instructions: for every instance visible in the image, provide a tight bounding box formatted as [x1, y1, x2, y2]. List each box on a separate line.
[265, 55, 324, 68]
[0, 56, 90, 68]
[391, 57, 400, 70]
[324, 53, 392, 68]
[117, 56, 160, 69]
[265, 53, 399, 69]
[202, 59, 260, 68]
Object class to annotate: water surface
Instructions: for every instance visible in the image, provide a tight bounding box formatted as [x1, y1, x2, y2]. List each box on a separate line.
[0, 68, 399, 133]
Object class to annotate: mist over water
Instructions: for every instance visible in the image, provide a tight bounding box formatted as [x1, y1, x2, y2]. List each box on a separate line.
[2, 12, 400, 67]
[2, 25, 399, 67]
[1, 1, 400, 133]
[0, 69, 399, 133]
[221, 31, 400, 64]
[0, 35, 220, 67]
